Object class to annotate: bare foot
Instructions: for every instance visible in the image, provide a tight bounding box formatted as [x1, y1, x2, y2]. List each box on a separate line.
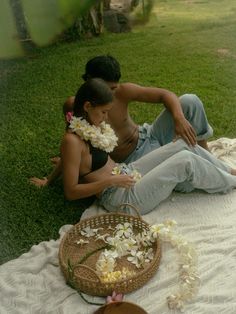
[197, 140, 210, 151]
[50, 156, 61, 165]
[231, 169, 236, 176]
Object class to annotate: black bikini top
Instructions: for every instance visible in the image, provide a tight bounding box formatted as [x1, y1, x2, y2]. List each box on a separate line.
[89, 143, 108, 172]
[80, 142, 108, 178]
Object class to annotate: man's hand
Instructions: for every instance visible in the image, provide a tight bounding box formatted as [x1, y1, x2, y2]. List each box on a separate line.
[174, 117, 197, 146]
[29, 177, 48, 188]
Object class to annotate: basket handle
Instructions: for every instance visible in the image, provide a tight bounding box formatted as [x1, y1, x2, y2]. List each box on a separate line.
[73, 264, 101, 283]
[118, 203, 142, 219]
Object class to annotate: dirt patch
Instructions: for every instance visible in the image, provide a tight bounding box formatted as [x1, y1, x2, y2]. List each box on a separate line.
[217, 48, 236, 59]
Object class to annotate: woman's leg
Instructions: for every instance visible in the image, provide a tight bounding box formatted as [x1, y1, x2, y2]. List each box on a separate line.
[100, 150, 236, 215]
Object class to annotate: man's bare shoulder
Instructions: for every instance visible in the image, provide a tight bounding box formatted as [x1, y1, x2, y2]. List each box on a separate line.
[117, 82, 144, 91]
[116, 82, 172, 104]
[115, 82, 145, 100]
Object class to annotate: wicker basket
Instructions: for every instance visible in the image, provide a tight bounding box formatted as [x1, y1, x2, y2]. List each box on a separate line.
[59, 203, 161, 296]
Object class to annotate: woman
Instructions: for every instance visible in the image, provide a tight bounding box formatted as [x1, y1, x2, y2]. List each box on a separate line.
[53, 78, 236, 214]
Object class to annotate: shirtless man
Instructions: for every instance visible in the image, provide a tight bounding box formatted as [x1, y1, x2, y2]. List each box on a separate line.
[30, 55, 213, 186]
[66, 55, 212, 162]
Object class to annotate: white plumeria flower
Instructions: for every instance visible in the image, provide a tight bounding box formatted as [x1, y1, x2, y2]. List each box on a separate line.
[111, 166, 141, 181]
[136, 230, 154, 247]
[167, 293, 185, 312]
[111, 166, 121, 175]
[80, 226, 98, 237]
[95, 233, 110, 242]
[150, 223, 165, 238]
[75, 239, 89, 245]
[69, 116, 118, 153]
[130, 169, 142, 182]
[103, 248, 119, 259]
[105, 236, 117, 246]
[105, 236, 130, 257]
[125, 237, 138, 251]
[115, 222, 133, 238]
[116, 238, 136, 256]
[96, 253, 116, 274]
[144, 248, 154, 262]
[127, 250, 145, 268]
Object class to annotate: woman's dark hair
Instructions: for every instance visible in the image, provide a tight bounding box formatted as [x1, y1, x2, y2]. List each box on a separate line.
[73, 78, 113, 118]
[82, 55, 121, 82]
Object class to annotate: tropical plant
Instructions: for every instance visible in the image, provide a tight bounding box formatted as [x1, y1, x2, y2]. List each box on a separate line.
[0, 0, 101, 58]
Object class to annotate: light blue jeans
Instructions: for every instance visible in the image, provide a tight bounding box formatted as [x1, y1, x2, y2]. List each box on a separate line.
[99, 140, 236, 215]
[124, 94, 213, 164]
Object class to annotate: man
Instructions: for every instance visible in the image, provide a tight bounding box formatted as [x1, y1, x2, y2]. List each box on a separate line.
[66, 55, 212, 163]
[30, 55, 213, 186]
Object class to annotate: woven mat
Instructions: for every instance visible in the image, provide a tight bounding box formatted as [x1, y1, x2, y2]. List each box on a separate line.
[1, 138, 236, 314]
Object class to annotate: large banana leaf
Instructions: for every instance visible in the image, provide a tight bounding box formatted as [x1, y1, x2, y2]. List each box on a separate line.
[0, 0, 96, 59]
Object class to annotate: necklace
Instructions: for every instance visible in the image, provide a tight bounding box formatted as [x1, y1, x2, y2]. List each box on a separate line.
[69, 116, 118, 153]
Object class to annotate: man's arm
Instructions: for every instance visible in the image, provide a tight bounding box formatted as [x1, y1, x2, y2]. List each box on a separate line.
[119, 83, 197, 146]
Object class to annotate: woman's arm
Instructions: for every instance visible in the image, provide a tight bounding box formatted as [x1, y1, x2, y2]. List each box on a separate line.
[29, 159, 62, 187]
[61, 133, 135, 201]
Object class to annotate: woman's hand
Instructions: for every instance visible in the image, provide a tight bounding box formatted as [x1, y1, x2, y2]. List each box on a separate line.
[29, 177, 48, 188]
[109, 174, 136, 188]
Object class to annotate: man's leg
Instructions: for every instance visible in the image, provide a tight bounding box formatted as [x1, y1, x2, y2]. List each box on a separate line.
[130, 139, 231, 176]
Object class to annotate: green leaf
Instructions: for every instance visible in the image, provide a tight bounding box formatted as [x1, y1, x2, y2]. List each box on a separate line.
[0, 0, 97, 57]
[60, 0, 97, 24]
[22, 0, 97, 46]
[21, 0, 65, 46]
[0, 0, 24, 58]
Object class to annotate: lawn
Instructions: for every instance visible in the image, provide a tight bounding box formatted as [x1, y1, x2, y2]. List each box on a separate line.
[0, 0, 236, 263]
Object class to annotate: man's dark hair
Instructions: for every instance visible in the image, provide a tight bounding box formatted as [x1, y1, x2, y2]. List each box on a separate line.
[82, 55, 121, 82]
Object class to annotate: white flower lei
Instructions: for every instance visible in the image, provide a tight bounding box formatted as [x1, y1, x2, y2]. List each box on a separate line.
[69, 116, 118, 153]
[151, 220, 200, 312]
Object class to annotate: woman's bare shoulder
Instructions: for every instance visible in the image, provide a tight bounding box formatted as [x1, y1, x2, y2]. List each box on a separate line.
[61, 132, 85, 151]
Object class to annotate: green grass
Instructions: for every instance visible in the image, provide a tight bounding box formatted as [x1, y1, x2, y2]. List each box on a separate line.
[1, 0, 236, 263]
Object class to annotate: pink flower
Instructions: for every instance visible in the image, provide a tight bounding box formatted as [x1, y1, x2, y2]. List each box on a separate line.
[106, 291, 124, 303]
[66, 111, 73, 122]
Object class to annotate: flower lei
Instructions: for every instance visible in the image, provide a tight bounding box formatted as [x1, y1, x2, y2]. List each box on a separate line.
[69, 116, 118, 153]
[153, 220, 200, 312]
[76, 220, 200, 312]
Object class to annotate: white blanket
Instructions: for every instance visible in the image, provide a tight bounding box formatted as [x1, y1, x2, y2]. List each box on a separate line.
[1, 138, 236, 314]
